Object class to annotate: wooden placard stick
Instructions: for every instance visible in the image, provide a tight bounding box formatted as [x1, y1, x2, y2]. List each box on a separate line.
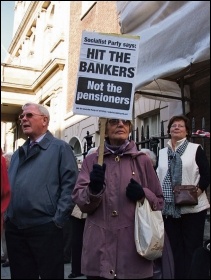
[98, 117, 107, 165]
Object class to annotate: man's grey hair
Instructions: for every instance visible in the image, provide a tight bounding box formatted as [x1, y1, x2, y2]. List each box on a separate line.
[22, 102, 50, 122]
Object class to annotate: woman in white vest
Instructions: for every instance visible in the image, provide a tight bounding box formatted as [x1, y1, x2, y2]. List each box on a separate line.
[157, 115, 210, 279]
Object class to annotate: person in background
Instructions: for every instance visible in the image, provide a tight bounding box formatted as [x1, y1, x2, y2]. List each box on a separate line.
[68, 204, 86, 279]
[68, 149, 98, 278]
[5, 102, 78, 279]
[1, 152, 13, 268]
[63, 218, 73, 265]
[3, 152, 13, 170]
[1, 150, 9, 264]
[72, 118, 164, 279]
[1, 149, 11, 233]
[188, 239, 210, 279]
[63, 145, 77, 265]
[77, 159, 82, 172]
[86, 147, 98, 156]
[156, 115, 210, 279]
[141, 148, 157, 169]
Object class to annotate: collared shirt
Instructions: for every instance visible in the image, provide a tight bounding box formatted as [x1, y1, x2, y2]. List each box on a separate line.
[29, 133, 46, 146]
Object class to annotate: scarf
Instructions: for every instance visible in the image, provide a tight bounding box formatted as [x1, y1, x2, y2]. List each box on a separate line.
[162, 139, 189, 218]
[105, 140, 130, 156]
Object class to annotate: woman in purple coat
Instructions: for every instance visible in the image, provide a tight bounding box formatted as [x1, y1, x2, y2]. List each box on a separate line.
[72, 119, 164, 279]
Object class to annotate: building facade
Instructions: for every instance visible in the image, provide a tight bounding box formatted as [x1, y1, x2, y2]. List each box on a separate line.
[1, 1, 210, 167]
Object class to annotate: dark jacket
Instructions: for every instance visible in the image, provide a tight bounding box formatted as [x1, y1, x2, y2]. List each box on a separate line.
[6, 131, 78, 229]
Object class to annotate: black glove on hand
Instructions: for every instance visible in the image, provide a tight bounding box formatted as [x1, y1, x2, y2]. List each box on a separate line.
[126, 178, 145, 202]
[89, 163, 106, 194]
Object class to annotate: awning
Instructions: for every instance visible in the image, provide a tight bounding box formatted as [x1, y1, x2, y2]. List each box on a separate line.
[117, 1, 210, 95]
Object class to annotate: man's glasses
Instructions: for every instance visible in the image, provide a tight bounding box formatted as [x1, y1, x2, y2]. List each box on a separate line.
[19, 113, 44, 120]
[107, 119, 131, 126]
[170, 124, 185, 128]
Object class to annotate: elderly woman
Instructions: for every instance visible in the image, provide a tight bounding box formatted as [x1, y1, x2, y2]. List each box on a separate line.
[156, 115, 210, 279]
[72, 118, 164, 279]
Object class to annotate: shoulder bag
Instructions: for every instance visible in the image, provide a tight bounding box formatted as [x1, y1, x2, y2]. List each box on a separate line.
[173, 185, 198, 206]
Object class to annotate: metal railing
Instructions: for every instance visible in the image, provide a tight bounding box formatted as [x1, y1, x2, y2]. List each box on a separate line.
[83, 117, 210, 160]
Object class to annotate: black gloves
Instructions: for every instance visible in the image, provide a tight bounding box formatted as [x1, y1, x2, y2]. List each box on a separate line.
[89, 163, 106, 194]
[126, 178, 145, 202]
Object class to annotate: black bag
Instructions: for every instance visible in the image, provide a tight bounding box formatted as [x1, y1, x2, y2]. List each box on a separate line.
[188, 239, 210, 279]
[173, 185, 198, 206]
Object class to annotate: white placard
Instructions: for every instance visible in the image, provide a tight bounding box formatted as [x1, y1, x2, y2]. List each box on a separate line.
[73, 31, 140, 120]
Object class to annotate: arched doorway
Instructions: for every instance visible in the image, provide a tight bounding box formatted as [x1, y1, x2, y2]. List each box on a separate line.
[69, 136, 83, 163]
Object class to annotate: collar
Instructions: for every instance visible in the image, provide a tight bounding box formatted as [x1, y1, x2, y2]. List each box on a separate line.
[167, 137, 187, 150]
[29, 133, 46, 145]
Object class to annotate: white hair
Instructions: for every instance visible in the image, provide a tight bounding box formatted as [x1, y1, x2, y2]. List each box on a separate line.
[3, 151, 13, 169]
[22, 102, 50, 124]
[87, 147, 98, 156]
[141, 148, 157, 167]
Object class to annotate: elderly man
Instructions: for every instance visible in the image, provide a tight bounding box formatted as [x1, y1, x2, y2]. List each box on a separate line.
[5, 102, 78, 279]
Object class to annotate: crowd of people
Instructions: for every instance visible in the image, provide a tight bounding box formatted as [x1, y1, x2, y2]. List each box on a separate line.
[1, 104, 210, 279]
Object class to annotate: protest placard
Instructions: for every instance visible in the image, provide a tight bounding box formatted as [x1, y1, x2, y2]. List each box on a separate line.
[73, 31, 140, 164]
[73, 30, 140, 120]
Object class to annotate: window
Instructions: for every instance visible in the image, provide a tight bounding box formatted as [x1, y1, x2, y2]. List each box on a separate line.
[143, 114, 160, 137]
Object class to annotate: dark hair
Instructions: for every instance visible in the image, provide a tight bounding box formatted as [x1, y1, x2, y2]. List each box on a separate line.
[167, 115, 191, 138]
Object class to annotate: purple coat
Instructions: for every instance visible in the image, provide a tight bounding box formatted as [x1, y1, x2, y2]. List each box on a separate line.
[72, 141, 164, 279]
